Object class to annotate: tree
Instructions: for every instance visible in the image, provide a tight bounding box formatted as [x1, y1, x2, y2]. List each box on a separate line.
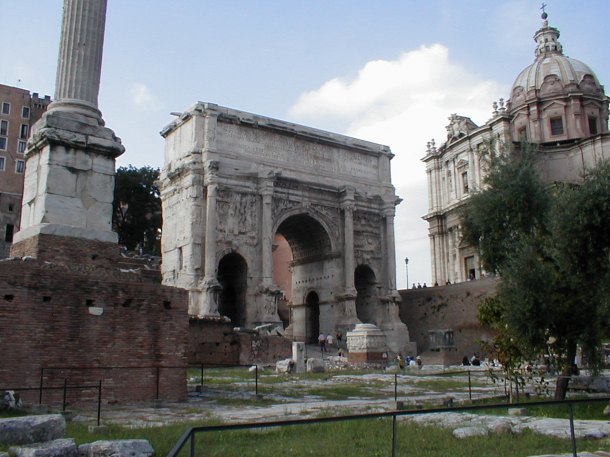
[112, 165, 162, 255]
[462, 145, 610, 400]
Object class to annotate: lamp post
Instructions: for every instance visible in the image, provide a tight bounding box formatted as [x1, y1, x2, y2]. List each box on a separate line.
[405, 257, 409, 288]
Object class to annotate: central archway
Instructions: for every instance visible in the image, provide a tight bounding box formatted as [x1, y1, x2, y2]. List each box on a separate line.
[217, 252, 247, 326]
[275, 212, 336, 341]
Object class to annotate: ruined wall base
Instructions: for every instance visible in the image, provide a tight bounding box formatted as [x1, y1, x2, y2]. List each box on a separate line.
[399, 278, 497, 366]
[188, 318, 292, 366]
[0, 256, 188, 405]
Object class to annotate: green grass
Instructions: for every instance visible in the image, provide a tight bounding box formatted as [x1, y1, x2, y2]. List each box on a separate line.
[62, 416, 607, 457]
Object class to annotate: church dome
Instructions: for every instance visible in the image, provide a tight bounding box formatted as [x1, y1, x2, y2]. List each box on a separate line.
[510, 13, 605, 110]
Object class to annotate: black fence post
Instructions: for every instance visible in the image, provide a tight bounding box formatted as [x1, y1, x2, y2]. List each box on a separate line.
[97, 380, 102, 426]
[468, 370, 472, 401]
[568, 402, 577, 457]
[394, 373, 397, 402]
[190, 431, 196, 457]
[255, 365, 259, 397]
[62, 378, 67, 412]
[391, 414, 397, 457]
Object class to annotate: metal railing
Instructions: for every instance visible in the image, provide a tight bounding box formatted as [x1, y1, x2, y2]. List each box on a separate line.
[166, 396, 610, 457]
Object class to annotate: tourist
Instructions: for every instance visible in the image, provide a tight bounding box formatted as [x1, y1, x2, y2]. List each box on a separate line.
[416, 356, 423, 369]
[462, 356, 470, 366]
[336, 331, 343, 349]
[318, 333, 327, 352]
[397, 354, 405, 371]
[326, 333, 334, 348]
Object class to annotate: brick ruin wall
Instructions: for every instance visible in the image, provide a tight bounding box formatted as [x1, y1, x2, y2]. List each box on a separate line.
[0, 257, 189, 406]
[188, 319, 292, 367]
[399, 278, 498, 366]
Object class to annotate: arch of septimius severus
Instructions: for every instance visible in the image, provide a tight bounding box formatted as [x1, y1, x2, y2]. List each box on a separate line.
[159, 103, 414, 353]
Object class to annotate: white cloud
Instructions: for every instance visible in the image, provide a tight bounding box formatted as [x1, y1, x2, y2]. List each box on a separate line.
[289, 44, 508, 288]
[131, 82, 163, 110]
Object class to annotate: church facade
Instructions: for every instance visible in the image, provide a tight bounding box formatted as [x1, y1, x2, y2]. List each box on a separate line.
[423, 13, 610, 286]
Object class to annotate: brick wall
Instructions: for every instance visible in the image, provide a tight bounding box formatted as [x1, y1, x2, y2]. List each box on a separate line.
[0, 257, 188, 406]
[188, 318, 291, 366]
[399, 278, 497, 366]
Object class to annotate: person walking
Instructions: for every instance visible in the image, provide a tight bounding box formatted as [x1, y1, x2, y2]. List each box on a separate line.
[318, 333, 327, 352]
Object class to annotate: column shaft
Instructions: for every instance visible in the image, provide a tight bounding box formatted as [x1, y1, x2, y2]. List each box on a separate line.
[261, 187, 273, 285]
[204, 183, 218, 279]
[55, 0, 107, 108]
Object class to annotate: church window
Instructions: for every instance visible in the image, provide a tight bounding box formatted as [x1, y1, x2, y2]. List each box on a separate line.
[588, 116, 598, 135]
[550, 117, 564, 136]
[461, 171, 469, 194]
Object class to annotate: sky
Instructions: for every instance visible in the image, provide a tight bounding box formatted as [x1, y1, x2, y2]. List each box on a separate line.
[2, 0, 609, 290]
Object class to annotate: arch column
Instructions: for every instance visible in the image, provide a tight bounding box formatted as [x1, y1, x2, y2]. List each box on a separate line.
[260, 179, 275, 287]
[256, 175, 282, 326]
[199, 163, 221, 317]
[337, 187, 359, 327]
[382, 202, 399, 295]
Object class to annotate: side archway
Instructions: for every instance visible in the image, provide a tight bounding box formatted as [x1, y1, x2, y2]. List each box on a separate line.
[217, 252, 248, 326]
[355, 265, 379, 324]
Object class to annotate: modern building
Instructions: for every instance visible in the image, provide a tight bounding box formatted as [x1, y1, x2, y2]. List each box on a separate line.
[422, 12, 610, 286]
[0, 83, 51, 257]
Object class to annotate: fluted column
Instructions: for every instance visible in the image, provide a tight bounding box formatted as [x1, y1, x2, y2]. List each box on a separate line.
[341, 188, 356, 296]
[200, 176, 221, 317]
[383, 203, 398, 292]
[260, 179, 274, 286]
[51, 0, 107, 119]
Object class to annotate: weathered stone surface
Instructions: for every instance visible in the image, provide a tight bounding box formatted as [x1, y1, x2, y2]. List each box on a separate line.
[306, 358, 325, 373]
[0, 415, 65, 446]
[569, 376, 610, 393]
[78, 439, 154, 457]
[7, 438, 76, 457]
[453, 426, 488, 438]
[276, 359, 293, 374]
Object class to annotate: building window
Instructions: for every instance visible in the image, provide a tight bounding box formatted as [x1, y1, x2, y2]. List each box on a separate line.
[1, 102, 9, 115]
[0, 137, 6, 151]
[0, 120, 7, 136]
[461, 171, 469, 194]
[16, 159, 25, 173]
[18, 140, 26, 154]
[5, 224, 14, 243]
[22, 106, 30, 119]
[550, 117, 564, 136]
[589, 116, 598, 135]
[19, 124, 29, 139]
[0, 156, 5, 170]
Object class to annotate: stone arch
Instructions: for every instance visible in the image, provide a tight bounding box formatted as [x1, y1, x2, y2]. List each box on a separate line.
[354, 264, 379, 324]
[274, 212, 337, 341]
[273, 208, 338, 256]
[217, 251, 248, 326]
